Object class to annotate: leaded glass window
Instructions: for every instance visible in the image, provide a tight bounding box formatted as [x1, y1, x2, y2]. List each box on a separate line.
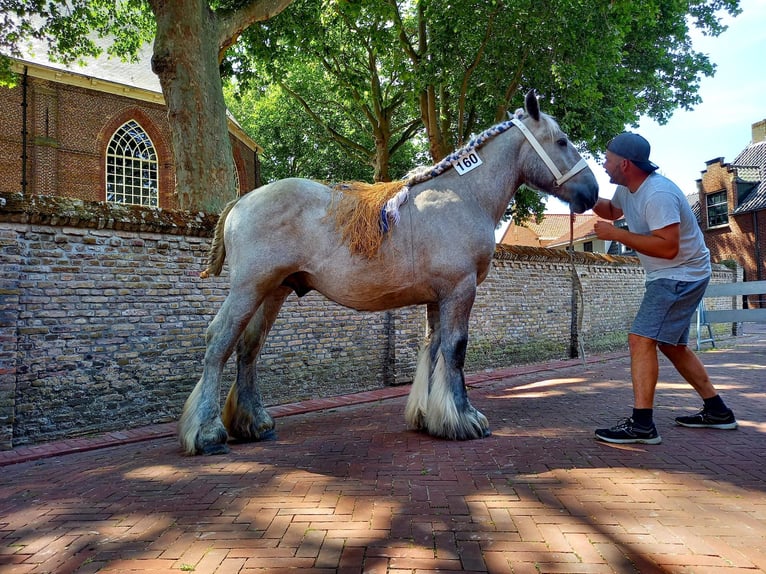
[106, 120, 159, 207]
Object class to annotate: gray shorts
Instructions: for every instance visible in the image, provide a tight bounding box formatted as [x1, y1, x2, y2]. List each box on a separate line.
[631, 277, 710, 346]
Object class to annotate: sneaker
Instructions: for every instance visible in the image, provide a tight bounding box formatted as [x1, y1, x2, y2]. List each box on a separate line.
[595, 417, 662, 444]
[675, 408, 737, 430]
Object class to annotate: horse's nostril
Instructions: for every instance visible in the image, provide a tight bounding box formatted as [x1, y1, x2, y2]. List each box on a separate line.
[570, 183, 599, 214]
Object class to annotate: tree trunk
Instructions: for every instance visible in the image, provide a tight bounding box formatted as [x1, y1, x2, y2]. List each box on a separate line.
[149, 0, 236, 213]
[420, 87, 447, 162]
[373, 136, 391, 183]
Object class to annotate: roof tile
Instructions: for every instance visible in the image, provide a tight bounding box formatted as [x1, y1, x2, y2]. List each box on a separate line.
[732, 140, 766, 214]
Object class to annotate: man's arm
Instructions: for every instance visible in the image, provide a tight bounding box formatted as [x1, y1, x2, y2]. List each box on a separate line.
[593, 221, 680, 259]
[592, 198, 623, 221]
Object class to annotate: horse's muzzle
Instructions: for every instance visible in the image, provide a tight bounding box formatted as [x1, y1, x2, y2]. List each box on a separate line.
[568, 179, 599, 214]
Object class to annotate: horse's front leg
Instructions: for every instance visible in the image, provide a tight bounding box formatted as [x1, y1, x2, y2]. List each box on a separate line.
[223, 287, 291, 442]
[424, 279, 490, 440]
[178, 290, 260, 455]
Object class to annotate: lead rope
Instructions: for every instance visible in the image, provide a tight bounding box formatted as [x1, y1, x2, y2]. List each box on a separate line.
[568, 210, 586, 364]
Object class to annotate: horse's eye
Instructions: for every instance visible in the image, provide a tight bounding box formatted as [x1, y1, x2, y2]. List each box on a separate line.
[556, 138, 567, 147]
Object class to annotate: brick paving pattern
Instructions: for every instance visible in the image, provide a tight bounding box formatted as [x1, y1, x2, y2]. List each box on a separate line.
[1, 328, 765, 573]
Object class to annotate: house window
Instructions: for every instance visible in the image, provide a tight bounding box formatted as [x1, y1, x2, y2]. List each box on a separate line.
[583, 241, 593, 252]
[614, 220, 635, 255]
[106, 120, 159, 207]
[706, 191, 728, 228]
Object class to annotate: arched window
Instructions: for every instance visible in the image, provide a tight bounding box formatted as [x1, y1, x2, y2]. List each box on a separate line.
[234, 165, 241, 196]
[105, 120, 159, 207]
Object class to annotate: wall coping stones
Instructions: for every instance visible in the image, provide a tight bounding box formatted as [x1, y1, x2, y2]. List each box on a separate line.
[2, 191, 644, 266]
[0, 192, 217, 237]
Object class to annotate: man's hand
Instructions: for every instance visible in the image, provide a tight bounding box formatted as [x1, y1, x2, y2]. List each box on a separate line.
[594, 220, 620, 241]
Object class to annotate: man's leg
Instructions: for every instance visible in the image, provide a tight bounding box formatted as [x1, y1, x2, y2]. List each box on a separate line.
[630, 333, 660, 408]
[594, 333, 662, 444]
[657, 343, 716, 398]
[659, 343, 737, 429]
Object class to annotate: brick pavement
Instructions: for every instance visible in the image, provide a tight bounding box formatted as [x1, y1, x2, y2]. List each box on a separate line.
[1, 328, 765, 573]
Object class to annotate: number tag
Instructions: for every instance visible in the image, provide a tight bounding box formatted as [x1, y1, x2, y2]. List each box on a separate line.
[451, 150, 483, 175]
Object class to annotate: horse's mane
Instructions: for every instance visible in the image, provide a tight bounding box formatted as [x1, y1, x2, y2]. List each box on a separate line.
[328, 110, 550, 258]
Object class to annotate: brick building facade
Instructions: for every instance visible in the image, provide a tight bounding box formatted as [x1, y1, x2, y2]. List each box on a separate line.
[694, 119, 766, 303]
[0, 51, 261, 210]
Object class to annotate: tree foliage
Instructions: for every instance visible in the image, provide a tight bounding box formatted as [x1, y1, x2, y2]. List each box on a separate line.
[384, 0, 741, 157]
[225, 0, 740, 221]
[224, 80, 422, 183]
[226, 0, 424, 182]
[1, 0, 742, 217]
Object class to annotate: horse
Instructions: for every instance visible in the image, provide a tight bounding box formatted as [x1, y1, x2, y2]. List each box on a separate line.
[179, 90, 599, 455]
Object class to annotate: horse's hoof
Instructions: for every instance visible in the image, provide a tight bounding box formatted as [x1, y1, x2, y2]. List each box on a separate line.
[257, 428, 277, 441]
[230, 428, 277, 443]
[461, 427, 491, 440]
[198, 442, 230, 455]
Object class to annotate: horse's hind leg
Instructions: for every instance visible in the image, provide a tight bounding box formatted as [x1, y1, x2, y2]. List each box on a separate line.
[424, 279, 490, 440]
[405, 303, 441, 431]
[178, 288, 262, 455]
[223, 286, 291, 442]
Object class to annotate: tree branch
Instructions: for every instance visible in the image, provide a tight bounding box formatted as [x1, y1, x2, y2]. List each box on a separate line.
[457, 4, 501, 145]
[389, 118, 423, 157]
[279, 80, 372, 162]
[496, 48, 529, 122]
[217, 0, 294, 61]
[387, 0, 419, 64]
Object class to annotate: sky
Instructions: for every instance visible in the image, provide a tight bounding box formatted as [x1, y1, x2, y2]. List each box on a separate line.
[541, 0, 766, 216]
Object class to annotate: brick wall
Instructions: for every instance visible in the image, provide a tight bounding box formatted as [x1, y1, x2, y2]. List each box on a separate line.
[0, 192, 738, 449]
[0, 73, 258, 204]
[0, 79, 24, 193]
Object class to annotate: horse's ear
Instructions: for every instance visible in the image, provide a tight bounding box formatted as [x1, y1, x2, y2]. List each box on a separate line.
[525, 90, 540, 121]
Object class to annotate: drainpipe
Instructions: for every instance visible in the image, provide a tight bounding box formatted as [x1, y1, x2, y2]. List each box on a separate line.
[21, 66, 29, 194]
[755, 211, 763, 307]
[382, 311, 395, 386]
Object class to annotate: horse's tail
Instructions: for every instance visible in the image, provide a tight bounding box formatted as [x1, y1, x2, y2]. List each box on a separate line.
[199, 198, 238, 279]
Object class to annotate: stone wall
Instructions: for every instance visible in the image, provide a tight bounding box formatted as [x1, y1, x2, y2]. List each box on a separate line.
[0, 192, 738, 449]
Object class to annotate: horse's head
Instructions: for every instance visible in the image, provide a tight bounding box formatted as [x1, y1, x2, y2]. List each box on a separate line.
[512, 91, 598, 214]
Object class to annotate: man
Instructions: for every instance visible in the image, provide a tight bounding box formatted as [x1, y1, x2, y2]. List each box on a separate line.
[592, 132, 737, 444]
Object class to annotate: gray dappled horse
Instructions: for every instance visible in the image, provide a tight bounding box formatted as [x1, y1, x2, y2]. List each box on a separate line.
[179, 91, 598, 455]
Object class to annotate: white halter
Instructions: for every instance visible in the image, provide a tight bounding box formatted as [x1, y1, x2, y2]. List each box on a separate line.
[510, 117, 589, 188]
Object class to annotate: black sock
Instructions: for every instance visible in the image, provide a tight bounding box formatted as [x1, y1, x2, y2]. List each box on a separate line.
[703, 394, 728, 414]
[632, 408, 654, 428]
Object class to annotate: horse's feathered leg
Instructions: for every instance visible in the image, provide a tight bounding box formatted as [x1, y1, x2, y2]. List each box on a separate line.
[424, 278, 490, 440]
[405, 303, 440, 431]
[222, 286, 291, 442]
[178, 288, 262, 455]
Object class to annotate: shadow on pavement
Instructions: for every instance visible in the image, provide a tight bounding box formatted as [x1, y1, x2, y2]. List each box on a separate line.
[1, 329, 764, 572]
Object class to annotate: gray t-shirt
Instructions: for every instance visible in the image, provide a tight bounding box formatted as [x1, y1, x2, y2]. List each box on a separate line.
[611, 173, 711, 282]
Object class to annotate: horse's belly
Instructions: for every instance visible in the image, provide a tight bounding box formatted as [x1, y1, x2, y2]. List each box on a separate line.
[310, 276, 434, 312]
